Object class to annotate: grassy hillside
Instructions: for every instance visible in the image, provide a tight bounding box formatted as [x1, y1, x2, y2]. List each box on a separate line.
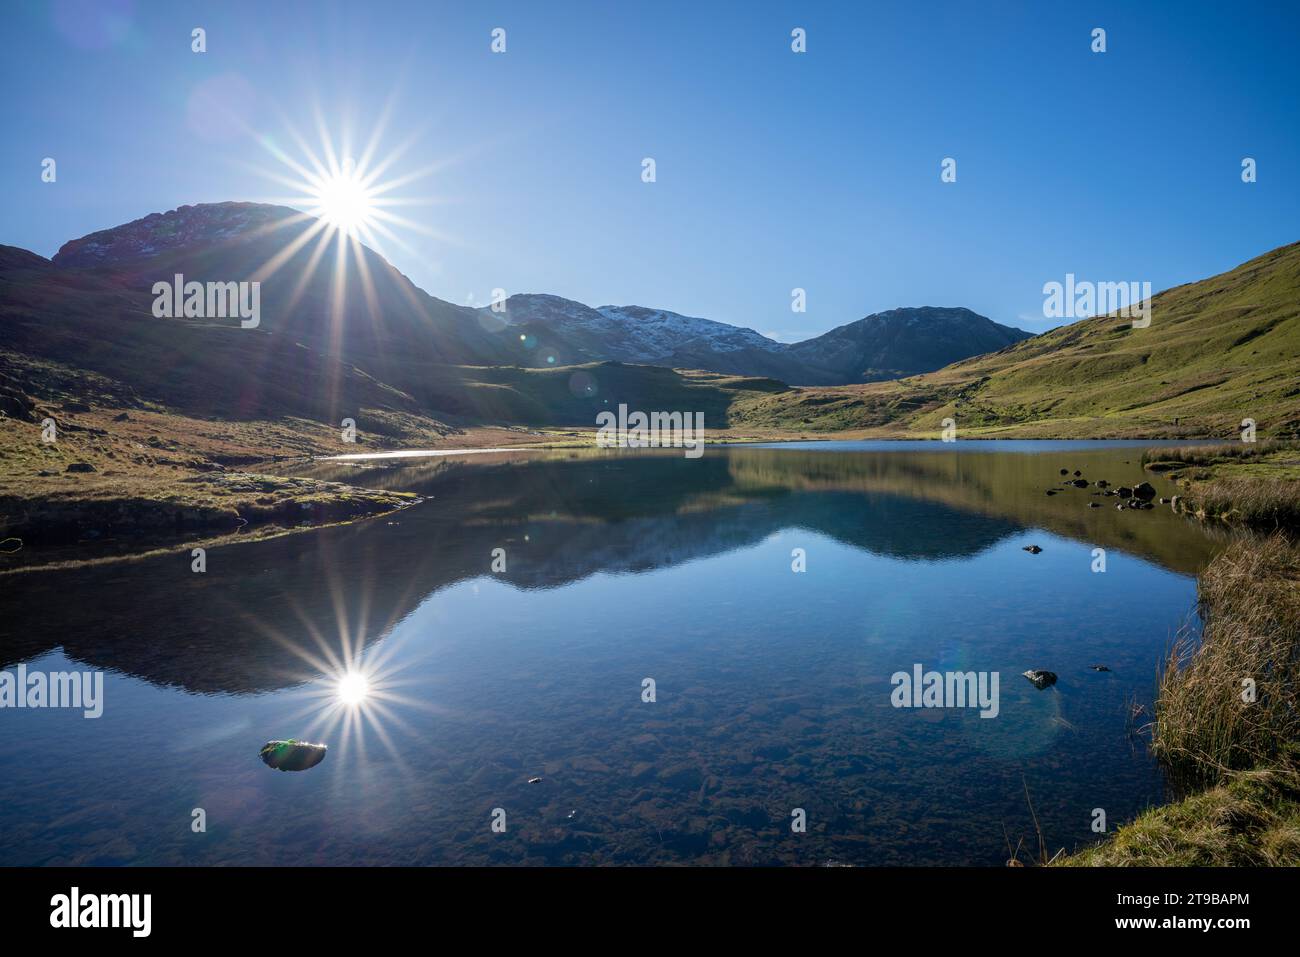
[369, 358, 789, 427]
[734, 241, 1300, 439]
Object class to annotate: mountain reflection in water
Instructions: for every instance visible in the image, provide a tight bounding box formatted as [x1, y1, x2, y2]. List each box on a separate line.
[0, 442, 1227, 865]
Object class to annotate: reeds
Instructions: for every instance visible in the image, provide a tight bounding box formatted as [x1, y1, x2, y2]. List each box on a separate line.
[1184, 476, 1300, 529]
[1140, 440, 1289, 468]
[1152, 534, 1300, 782]
[1057, 532, 1300, 865]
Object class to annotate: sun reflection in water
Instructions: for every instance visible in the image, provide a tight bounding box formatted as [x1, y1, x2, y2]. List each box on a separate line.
[335, 670, 370, 706]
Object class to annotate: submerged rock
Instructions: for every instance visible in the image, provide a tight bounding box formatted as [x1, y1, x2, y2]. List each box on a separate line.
[1022, 670, 1058, 690]
[1091, 665, 1111, 672]
[1022, 545, 1043, 554]
[259, 739, 327, 772]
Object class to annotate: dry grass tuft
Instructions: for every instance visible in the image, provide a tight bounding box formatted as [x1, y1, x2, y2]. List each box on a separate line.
[1153, 534, 1300, 781]
[1184, 477, 1300, 529]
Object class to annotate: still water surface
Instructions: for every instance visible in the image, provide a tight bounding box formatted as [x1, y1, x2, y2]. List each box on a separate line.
[0, 441, 1228, 865]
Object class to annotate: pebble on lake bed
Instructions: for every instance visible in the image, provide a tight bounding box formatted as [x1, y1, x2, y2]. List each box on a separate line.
[259, 739, 328, 772]
[1022, 670, 1058, 690]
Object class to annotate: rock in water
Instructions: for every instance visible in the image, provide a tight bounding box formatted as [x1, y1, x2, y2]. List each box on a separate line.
[1091, 665, 1111, 672]
[1116, 486, 1133, 499]
[259, 739, 327, 772]
[1022, 545, 1043, 554]
[1022, 670, 1057, 690]
[1133, 481, 1157, 501]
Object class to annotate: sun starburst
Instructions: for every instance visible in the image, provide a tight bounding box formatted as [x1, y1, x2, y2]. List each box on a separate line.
[307, 159, 379, 238]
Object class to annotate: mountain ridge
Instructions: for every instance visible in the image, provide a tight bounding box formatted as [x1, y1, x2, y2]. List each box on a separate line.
[7, 202, 1297, 438]
[43, 201, 1032, 386]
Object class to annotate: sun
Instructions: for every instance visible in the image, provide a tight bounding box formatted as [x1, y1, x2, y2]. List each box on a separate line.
[335, 670, 370, 706]
[307, 161, 377, 238]
[245, 103, 449, 262]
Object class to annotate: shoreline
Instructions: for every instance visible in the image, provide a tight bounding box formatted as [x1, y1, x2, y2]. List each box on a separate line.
[1, 428, 1268, 574]
[1060, 528, 1300, 866]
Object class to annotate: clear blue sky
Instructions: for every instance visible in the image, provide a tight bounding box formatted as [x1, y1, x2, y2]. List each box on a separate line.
[4, 0, 1297, 340]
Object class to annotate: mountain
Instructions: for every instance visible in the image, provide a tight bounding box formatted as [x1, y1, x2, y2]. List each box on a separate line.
[0, 229, 783, 433]
[0, 241, 437, 426]
[733, 240, 1300, 439]
[47, 202, 1028, 386]
[51, 202, 513, 368]
[485, 295, 1032, 385]
[17, 201, 1294, 440]
[483, 294, 813, 382]
[785, 306, 1034, 384]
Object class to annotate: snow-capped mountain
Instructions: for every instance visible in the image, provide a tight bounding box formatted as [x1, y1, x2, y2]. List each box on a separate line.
[593, 305, 786, 358]
[481, 294, 815, 380]
[485, 294, 1033, 385]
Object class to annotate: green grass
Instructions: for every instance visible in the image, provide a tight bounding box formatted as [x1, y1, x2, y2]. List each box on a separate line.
[1061, 765, 1300, 866]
